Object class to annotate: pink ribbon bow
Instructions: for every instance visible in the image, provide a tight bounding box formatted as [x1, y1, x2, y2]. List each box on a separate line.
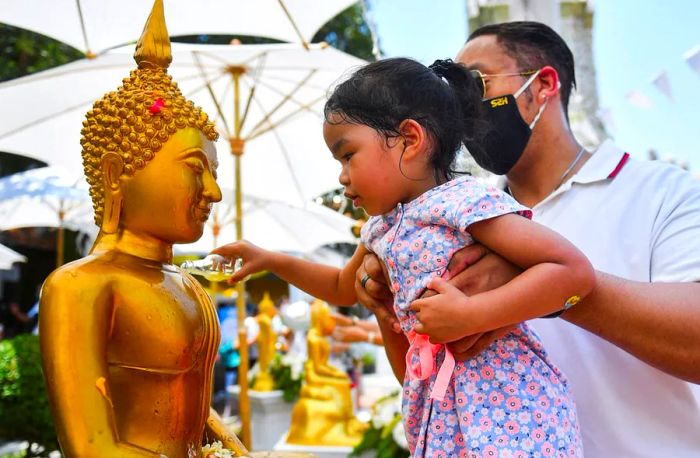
[405, 330, 455, 401]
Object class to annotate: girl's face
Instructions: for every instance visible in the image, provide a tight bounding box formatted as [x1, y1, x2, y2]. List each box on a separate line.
[323, 117, 412, 216]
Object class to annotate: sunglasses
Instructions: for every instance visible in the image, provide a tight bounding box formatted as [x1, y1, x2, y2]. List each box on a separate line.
[469, 69, 538, 98]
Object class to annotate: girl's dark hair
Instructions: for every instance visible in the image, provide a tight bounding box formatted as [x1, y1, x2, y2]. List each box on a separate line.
[324, 57, 486, 181]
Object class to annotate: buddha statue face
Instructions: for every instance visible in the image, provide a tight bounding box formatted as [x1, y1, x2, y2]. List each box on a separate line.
[117, 126, 221, 243]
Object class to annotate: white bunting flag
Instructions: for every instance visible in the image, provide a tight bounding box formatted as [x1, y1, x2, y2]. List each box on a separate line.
[625, 90, 654, 109]
[684, 45, 700, 76]
[650, 71, 673, 101]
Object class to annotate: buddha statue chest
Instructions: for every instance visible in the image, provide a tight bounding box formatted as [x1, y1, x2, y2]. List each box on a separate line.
[106, 268, 219, 372]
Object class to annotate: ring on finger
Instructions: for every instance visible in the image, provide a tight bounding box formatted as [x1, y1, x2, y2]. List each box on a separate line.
[360, 274, 371, 289]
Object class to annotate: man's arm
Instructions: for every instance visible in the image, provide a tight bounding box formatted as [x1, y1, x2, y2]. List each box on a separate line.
[445, 247, 700, 383]
[563, 273, 700, 383]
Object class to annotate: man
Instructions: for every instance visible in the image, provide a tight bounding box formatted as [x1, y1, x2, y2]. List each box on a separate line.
[357, 21, 700, 456]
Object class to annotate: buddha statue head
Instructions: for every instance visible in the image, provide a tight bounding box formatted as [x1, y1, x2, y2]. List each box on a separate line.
[79, 0, 220, 245]
[310, 299, 336, 337]
[258, 292, 277, 318]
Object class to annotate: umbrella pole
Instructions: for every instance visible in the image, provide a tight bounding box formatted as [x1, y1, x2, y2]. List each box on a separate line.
[56, 208, 65, 268]
[230, 66, 251, 449]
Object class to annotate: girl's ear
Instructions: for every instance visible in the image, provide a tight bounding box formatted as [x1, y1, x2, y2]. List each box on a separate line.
[397, 118, 429, 162]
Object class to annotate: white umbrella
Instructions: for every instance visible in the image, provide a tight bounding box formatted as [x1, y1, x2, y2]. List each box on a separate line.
[0, 42, 364, 206]
[0, 166, 94, 266]
[175, 191, 357, 255]
[0, 243, 27, 270]
[0, 0, 358, 56]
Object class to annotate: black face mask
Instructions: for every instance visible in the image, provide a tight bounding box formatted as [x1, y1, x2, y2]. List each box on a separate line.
[467, 71, 546, 176]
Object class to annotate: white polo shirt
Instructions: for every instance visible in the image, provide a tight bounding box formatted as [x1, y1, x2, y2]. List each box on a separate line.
[526, 140, 700, 456]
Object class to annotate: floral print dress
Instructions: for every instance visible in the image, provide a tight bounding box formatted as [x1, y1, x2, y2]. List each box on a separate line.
[361, 175, 582, 457]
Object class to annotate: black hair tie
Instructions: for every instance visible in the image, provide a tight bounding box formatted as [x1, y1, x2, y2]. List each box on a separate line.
[428, 59, 455, 78]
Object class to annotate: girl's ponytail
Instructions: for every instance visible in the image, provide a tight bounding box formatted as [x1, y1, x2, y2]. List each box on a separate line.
[428, 59, 487, 162]
[325, 57, 487, 181]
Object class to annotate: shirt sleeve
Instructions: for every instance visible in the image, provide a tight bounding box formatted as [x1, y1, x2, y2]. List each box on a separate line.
[449, 179, 532, 233]
[650, 166, 700, 282]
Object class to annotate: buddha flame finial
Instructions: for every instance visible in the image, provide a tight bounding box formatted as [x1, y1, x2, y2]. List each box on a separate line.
[134, 0, 172, 70]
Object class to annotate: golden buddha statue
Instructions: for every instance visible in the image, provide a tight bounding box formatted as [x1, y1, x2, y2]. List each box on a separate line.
[286, 300, 367, 447]
[252, 293, 277, 392]
[38, 1, 247, 456]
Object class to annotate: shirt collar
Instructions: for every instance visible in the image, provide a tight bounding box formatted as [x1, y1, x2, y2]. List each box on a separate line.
[496, 140, 630, 203]
[569, 140, 630, 185]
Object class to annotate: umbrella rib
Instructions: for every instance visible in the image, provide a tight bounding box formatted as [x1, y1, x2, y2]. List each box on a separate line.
[277, 0, 310, 50]
[247, 76, 325, 113]
[260, 73, 331, 91]
[74, 0, 93, 56]
[239, 53, 268, 134]
[0, 98, 95, 141]
[247, 94, 325, 141]
[0, 62, 133, 88]
[192, 51, 232, 138]
[254, 101, 307, 203]
[245, 69, 317, 137]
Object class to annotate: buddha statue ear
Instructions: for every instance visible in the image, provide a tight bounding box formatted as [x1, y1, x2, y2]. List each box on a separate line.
[101, 152, 124, 234]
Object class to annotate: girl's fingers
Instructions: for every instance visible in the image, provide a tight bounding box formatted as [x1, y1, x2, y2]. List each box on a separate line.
[211, 244, 240, 258]
[427, 276, 457, 294]
[408, 299, 422, 312]
[228, 264, 254, 283]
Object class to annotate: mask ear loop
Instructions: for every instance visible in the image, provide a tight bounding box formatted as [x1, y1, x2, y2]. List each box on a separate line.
[529, 77, 561, 129]
[513, 69, 541, 99]
[512, 69, 549, 130]
[529, 98, 548, 129]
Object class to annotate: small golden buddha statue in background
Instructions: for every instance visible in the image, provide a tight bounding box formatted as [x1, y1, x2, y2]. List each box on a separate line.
[286, 299, 367, 447]
[39, 1, 247, 456]
[252, 292, 277, 392]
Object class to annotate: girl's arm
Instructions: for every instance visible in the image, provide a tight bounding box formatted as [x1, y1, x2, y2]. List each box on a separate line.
[213, 241, 368, 306]
[376, 316, 409, 383]
[411, 214, 595, 342]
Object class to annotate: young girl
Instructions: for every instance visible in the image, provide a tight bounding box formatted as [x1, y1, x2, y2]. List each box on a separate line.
[214, 58, 593, 457]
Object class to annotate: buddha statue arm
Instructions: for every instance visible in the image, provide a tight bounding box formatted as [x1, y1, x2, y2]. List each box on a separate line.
[205, 408, 249, 456]
[39, 270, 158, 457]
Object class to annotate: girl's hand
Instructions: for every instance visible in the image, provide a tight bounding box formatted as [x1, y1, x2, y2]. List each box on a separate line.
[211, 240, 270, 283]
[410, 277, 476, 343]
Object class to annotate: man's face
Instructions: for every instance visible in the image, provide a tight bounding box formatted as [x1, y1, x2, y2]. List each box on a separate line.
[456, 35, 536, 113]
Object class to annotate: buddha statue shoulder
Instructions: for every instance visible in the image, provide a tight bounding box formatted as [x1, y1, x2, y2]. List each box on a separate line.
[38, 1, 246, 456]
